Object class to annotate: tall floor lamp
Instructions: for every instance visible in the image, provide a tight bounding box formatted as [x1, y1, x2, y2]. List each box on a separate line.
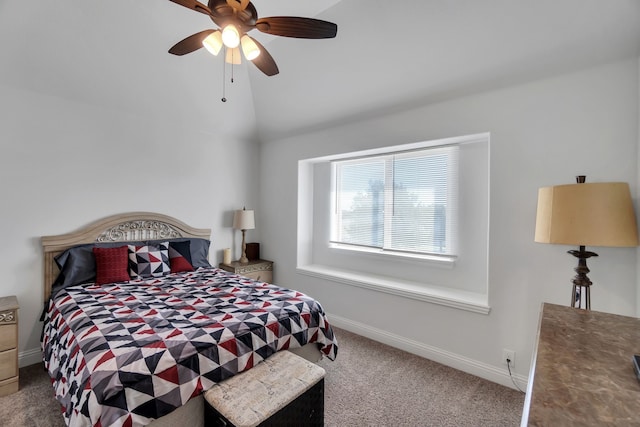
[534, 176, 638, 309]
[233, 208, 255, 264]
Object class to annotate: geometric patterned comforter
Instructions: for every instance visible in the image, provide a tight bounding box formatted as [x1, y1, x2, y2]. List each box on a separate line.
[42, 267, 338, 427]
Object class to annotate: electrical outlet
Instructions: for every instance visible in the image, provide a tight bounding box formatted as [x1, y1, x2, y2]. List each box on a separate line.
[502, 349, 515, 368]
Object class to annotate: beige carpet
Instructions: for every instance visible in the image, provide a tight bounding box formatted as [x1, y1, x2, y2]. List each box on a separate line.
[0, 327, 524, 426]
[319, 328, 524, 426]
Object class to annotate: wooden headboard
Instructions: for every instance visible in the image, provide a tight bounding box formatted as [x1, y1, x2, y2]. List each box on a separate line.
[41, 212, 211, 301]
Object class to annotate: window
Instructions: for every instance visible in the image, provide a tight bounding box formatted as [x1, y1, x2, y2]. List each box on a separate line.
[331, 146, 458, 258]
[297, 132, 490, 313]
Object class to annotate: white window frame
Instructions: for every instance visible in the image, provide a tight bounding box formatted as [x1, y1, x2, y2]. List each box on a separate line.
[296, 132, 490, 314]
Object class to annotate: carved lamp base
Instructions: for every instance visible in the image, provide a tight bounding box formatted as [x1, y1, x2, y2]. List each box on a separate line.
[568, 245, 598, 310]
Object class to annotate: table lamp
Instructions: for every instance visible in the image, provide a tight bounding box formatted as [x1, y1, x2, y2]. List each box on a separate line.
[233, 208, 255, 264]
[534, 176, 638, 309]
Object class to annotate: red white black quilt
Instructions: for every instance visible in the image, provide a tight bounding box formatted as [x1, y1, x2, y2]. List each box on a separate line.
[42, 268, 338, 427]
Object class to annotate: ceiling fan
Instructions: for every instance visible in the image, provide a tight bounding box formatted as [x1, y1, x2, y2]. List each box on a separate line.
[168, 0, 338, 77]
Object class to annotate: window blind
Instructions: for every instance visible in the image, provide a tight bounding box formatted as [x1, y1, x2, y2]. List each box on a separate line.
[332, 145, 459, 257]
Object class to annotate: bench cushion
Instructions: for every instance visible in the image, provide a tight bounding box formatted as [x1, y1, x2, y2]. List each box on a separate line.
[203, 350, 326, 427]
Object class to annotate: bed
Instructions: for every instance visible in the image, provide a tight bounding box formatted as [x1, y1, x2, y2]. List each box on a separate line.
[40, 212, 338, 427]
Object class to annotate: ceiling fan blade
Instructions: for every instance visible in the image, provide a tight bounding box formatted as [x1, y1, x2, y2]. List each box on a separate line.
[168, 0, 213, 16]
[249, 37, 279, 76]
[225, 0, 250, 11]
[255, 17, 337, 39]
[169, 30, 216, 55]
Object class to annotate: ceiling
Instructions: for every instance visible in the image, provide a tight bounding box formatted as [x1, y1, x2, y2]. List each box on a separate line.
[1, 1, 639, 142]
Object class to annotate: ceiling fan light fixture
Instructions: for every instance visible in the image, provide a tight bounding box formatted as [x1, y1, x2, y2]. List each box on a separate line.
[202, 30, 223, 56]
[167, 0, 337, 79]
[225, 47, 242, 64]
[221, 24, 240, 48]
[240, 35, 260, 60]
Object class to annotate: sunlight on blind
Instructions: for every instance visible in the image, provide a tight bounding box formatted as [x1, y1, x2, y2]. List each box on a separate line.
[335, 158, 385, 247]
[332, 145, 459, 256]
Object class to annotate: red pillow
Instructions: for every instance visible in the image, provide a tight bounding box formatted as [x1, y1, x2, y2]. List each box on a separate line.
[93, 246, 130, 285]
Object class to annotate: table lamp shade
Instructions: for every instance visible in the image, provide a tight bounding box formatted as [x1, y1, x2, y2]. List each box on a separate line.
[535, 182, 638, 247]
[233, 209, 255, 230]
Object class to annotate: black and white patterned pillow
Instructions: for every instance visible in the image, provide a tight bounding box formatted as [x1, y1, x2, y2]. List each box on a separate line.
[128, 242, 171, 278]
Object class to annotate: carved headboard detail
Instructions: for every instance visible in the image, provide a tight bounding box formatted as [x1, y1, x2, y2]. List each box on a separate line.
[41, 212, 211, 301]
[96, 220, 183, 242]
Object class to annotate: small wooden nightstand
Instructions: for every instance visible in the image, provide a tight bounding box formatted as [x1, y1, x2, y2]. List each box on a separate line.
[219, 259, 273, 283]
[0, 295, 19, 397]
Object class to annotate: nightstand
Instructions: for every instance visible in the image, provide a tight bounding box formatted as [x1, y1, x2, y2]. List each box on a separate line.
[0, 295, 19, 397]
[219, 259, 273, 283]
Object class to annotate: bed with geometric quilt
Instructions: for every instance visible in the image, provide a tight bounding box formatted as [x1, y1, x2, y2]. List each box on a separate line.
[40, 212, 338, 427]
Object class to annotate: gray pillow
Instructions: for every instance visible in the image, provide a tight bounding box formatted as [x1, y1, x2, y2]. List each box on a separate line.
[147, 238, 211, 268]
[52, 241, 140, 295]
[52, 238, 212, 296]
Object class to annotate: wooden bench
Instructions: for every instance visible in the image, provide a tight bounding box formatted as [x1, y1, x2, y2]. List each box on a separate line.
[203, 350, 326, 427]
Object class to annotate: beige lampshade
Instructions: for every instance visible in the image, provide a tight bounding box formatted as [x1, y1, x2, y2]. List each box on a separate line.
[233, 209, 255, 230]
[535, 182, 639, 247]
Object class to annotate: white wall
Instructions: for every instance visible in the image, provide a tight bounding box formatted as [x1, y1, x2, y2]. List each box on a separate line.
[258, 58, 639, 386]
[0, 83, 260, 365]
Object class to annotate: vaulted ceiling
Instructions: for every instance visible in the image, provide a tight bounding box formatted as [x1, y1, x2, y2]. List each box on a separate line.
[1, 1, 639, 142]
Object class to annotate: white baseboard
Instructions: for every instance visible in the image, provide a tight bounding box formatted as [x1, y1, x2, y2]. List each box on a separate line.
[328, 312, 528, 392]
[19, 347, 43, 368]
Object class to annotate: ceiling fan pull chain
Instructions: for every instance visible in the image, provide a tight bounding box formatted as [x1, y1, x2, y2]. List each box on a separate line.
[221, 47, 227, 102]
[231, 49, 235, 83]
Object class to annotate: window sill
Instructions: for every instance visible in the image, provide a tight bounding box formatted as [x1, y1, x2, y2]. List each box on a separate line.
[297, 264, 490, 315]
[328, 243, 456, 269]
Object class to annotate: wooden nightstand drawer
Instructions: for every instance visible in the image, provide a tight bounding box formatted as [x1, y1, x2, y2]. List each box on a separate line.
[243, 270, 273, 283]
[0, 349, 17, 381]
[0, 324, 17, 352]
[219, 259, 274, 283]
[0, 296, 19, 397]
[0, 376, 18, 396]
